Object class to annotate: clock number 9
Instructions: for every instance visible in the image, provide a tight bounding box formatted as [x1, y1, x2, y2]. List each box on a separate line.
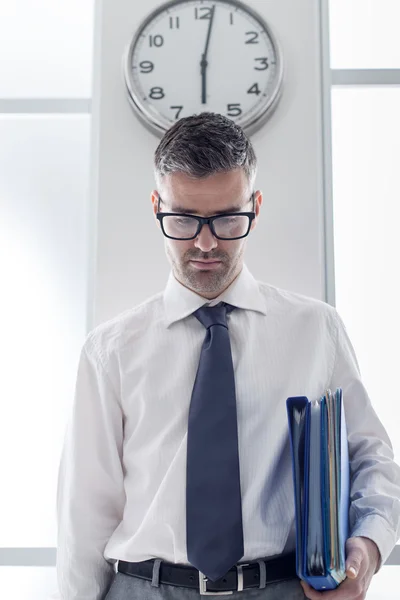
[227, 104, 242, 117]
[139, 61, 154, 74]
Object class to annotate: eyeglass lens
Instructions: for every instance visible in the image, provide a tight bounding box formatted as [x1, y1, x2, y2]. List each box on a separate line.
[162, 215, 250, 239]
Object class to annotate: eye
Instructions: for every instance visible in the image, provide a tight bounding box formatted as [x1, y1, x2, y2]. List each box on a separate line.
[218, 216, 239, 224]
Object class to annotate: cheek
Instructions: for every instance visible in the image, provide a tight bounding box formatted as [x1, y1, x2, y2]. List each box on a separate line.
[166, 239, 192, 259]
[221, 240, 244, 257]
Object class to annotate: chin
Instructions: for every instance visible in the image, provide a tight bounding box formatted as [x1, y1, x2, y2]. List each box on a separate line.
[182, 265, 231, 294]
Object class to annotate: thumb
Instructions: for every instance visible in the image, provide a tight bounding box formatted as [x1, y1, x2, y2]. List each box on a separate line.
[345, 539, 364, 578]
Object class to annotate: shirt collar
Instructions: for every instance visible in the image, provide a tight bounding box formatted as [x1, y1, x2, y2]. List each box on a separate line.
[163, 263, 267, 327]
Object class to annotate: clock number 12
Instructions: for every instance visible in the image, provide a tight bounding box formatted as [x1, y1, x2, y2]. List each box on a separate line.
[195, 7, 212, 19]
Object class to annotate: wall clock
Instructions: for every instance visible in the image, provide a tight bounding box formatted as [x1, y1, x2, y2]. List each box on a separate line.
[123, 0, 284, 137]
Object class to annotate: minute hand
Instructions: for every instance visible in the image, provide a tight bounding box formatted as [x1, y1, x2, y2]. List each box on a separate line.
[200, 5, 216, 105]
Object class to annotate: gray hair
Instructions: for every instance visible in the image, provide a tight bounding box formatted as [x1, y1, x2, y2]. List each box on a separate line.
[154, 112, 257, 189]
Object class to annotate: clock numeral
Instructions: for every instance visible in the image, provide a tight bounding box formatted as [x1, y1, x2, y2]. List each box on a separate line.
[195, 7, 212, 20]
[149, 35, 164, 47]
[254, 57, 269, 70]
[169, 16, 180, 29]
[170, 105, 183, 119]
[149, 87, 165, 100]
[245, 31, 259, 44]
[227, 103, 242, 117]
[247, 83, 261, 96]
[230, 13, 234, 25]
[139, 61, 154, 74]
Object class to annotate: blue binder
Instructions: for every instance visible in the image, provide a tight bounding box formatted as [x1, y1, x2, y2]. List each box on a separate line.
[286, 388, 350, 591]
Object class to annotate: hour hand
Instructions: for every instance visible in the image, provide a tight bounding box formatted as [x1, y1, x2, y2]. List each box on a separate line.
[201, 54, 208, 104]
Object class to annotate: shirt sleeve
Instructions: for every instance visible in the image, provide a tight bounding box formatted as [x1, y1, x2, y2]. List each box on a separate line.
[52, 332, 126, 599]
[329, 308, 400, 573]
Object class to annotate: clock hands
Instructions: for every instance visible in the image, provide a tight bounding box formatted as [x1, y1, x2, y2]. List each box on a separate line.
[200, 5, 216, 105]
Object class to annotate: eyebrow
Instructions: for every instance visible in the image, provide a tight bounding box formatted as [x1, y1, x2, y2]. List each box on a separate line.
[167, 204, 244, 215]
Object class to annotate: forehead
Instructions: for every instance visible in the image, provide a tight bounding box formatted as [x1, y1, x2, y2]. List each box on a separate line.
[159, 170, 249, 215]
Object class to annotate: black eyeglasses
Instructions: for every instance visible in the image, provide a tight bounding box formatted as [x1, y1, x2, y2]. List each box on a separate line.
[156, 193, 256, 240]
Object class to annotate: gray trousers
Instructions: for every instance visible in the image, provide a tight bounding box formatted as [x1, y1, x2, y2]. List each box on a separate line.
[104, 560, 307, 600]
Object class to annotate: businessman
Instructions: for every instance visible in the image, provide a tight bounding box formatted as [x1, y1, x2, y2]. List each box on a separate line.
[54, 113, 400, 600]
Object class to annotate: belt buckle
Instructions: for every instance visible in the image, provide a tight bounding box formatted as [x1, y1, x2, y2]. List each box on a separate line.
[199, 572, 233, 595]
[199, 564, 249, 595]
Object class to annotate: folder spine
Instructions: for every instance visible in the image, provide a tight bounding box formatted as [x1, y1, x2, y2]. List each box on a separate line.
[286, 388, 349, 591]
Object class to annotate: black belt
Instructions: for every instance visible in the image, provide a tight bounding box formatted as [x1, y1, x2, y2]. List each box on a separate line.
[117, 551, 297, 595]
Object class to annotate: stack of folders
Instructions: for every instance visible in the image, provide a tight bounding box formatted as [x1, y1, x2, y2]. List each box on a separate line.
[286, 388, 350, 591]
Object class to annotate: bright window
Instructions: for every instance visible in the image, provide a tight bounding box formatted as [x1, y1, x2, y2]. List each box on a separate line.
[330, 0, 400, 68]
[0, 115, 91, 546]
[331, 87, 400, 464]
[0, 1, 94, 97]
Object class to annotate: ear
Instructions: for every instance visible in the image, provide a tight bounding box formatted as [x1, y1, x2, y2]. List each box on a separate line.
[250, 190, 263, 229]
[151, 190, 160, 222]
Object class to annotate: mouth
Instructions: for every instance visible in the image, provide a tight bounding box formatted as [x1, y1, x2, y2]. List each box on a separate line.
[189, 259, 223, 270]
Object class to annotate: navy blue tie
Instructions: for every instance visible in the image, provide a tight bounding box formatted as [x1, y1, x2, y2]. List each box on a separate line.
[186, 303, 244, 582]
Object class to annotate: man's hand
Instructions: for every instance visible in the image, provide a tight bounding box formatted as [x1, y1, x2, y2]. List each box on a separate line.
[300, 537, 381, 600]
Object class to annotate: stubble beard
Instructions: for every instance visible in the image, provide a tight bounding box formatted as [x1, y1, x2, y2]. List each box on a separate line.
[167, 245, 243, 296]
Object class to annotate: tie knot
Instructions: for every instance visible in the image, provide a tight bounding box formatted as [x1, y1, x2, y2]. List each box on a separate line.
[194, 303, 234, 329]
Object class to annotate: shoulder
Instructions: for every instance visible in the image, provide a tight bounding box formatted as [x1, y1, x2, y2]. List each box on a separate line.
[83, 291, 164, 363]
[256, 279, 338, 326]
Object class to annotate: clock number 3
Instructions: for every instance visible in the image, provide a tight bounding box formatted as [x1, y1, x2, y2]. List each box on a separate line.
[254, 57, 269, 70]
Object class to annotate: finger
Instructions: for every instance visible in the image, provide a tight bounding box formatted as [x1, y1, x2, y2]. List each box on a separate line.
[300, 580, 325, 599]
[345, 538, 366, 578]
[300, 577, 355, 600]
[345, 565, 358, 579]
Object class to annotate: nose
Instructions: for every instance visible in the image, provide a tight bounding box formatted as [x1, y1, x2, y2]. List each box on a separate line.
[194, 223, 218, 253]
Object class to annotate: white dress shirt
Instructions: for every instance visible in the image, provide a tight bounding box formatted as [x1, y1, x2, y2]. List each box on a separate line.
[51, 264, 400, 600]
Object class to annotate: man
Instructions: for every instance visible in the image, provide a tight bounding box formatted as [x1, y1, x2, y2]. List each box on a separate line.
[53, 113, 400, 600]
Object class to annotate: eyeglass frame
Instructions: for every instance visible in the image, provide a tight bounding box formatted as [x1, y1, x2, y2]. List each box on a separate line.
[156, 192, 256, 241]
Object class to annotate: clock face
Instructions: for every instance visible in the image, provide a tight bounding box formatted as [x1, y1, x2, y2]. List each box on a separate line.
[123, 0, 283, 137]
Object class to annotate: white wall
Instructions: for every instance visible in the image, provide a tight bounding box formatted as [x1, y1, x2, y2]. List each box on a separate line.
[90, 0, 327, 327]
